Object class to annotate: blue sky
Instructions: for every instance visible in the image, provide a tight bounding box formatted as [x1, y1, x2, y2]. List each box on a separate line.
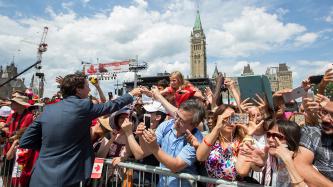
[0, 0, 333, 97]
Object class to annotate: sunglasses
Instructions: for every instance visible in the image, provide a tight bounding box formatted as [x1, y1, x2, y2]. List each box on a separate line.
[266, 131, 285, 140]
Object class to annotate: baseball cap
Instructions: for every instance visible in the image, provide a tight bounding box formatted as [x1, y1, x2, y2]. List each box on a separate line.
[143, 101, 166, 114]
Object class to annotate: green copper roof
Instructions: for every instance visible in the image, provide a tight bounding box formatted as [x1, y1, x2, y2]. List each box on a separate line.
[193, 10, 202, 31]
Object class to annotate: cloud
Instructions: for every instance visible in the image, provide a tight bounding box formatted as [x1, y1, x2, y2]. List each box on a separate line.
[0, 1, 326, 97]
[294, 32, 318, 46]
[208, 7, 306, 57]
[324, 7, 333, 23]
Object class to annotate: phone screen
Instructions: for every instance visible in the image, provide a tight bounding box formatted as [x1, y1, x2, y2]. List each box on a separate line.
[229, 114, 249, 124]
[293, 114, 305, 126]
[144, 114, 151, 129]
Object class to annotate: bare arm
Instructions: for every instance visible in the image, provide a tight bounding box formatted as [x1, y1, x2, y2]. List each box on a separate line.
[151, 87, 177, 117]
[294, 146, 333, 187]
[94, 84, 106, 103]
[151, 146, 188, 173]
[196, 114, 229, 161]
[6, 140, 19, 160]
[141, 128, 188, 173]
[213, 73, 224, 107]
[121, 120, 152, 160]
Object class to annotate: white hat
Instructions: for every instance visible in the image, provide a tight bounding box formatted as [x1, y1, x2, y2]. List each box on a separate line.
[0, 106, 11, 117]
[143, 101, 166, 114]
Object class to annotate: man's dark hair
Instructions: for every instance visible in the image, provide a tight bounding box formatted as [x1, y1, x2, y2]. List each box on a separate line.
[179, 99, 206, 125]
[60, 74, 87, 98]
[157, 79, 169, 89]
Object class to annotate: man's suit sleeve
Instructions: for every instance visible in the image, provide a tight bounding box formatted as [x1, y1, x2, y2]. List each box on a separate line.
[89, 93, 134, 119]
[19, 117, 42, 150]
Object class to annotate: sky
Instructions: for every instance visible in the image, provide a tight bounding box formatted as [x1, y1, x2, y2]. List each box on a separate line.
[0, 0, 333, 97]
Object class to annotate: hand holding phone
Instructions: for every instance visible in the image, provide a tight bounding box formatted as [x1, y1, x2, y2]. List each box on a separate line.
[144, 114, 151, 129]
[229, 113, 249, 124]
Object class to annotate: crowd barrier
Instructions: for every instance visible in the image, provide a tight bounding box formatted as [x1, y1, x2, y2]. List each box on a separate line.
[0, 155, 266, 187]
[98, 159, 265, 187]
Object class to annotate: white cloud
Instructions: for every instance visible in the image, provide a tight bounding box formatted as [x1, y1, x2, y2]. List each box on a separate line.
[208, 7, 306, 57]
[294, 32, 318, 46]
[324, 8, 333, 23]
[0, 1, 326, 97]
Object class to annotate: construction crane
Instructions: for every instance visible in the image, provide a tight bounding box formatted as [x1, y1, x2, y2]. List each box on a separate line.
[31, 26, 48, 98]
[0, 27, 49, 96]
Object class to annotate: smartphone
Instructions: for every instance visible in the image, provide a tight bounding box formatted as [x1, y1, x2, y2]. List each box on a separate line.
[144, 114, 151, 129]
[293, 113, 305, 126]
[229, 113, 249, 124]
[282, 87, 306, 103]
[309, 75, 323, 84]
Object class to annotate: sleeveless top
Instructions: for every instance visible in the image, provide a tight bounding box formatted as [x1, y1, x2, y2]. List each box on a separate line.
[206, 140, 240, 181]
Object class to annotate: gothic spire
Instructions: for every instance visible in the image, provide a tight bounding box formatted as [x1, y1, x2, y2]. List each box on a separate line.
[193, 10, 202, 31]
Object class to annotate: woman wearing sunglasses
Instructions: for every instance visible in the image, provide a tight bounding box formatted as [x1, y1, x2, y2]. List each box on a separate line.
[240, 119, 307, 187]
[196, 105, 245, 182]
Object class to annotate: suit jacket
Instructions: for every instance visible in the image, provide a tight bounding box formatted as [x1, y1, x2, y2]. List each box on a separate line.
[19, 94, 133, 187]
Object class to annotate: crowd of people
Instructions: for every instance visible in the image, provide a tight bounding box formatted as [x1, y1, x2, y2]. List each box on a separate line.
[0, 66, 332, 187]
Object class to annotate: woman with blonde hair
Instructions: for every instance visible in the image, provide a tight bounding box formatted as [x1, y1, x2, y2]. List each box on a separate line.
[160, 71, 205, 107]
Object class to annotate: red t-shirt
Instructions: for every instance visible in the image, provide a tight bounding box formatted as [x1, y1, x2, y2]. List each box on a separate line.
[167, 85, 196, 107]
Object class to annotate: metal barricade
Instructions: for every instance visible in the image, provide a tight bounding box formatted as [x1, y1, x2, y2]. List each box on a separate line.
[101, 159, 265, 187]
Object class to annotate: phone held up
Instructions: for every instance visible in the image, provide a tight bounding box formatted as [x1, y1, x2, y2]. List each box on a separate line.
[144, 114, 151, 129]
[229, 113, 249, 125]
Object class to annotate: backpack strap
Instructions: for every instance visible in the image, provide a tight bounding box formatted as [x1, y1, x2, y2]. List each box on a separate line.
[162, 120, 174, 138]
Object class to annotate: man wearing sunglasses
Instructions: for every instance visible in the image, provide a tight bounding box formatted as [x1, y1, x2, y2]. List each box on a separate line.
[294, 99, 333, 186]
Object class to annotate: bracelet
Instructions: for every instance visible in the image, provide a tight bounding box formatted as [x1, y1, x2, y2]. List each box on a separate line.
[203, 138, 212, 147]
[291, 179, 304, 185]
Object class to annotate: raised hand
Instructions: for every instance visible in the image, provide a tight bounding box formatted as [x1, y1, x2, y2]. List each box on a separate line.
[130, 87, 143, 97]
[303, 97, 320, 113]
[274, 137, 294, 163]
[135, 122, 145, 136]
[55, 76, 64, 85]
[120, 118, 133, 135]
[239, 142, 268, 168]
[150, 85, 162, 100]
[301, 79, 311, 92]
[320, 68, 333, 87]
[315, 94, 330, 106]
[240, 98, 254, 112]
[204, 87, 213, 104]
[224, 78, 236, 89]
[252, 94, 268, 112]
[142, 129, 159, 153]
[237, 119, 264, 136]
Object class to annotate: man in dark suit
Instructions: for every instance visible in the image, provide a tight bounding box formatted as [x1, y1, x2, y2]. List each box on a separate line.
[19, 73, 142, 187]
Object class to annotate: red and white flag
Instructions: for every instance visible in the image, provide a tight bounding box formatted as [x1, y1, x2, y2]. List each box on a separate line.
[91, 158, 104, 179]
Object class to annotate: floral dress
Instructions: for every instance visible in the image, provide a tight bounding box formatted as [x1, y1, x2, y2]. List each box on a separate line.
[206, 140, 240, 181]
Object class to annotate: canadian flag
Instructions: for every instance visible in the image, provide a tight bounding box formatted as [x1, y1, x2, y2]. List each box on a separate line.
[91, 158, 104, 179]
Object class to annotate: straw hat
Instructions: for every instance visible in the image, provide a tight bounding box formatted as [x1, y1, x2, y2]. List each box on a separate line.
[97, 116, 112, 132]
[10, 95, 31, 107]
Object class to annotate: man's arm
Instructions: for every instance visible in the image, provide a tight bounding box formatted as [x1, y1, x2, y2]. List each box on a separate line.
[294, 146, 333, 186]
[151, 147, 188, 173]
[19, 118, 42, 150]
